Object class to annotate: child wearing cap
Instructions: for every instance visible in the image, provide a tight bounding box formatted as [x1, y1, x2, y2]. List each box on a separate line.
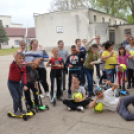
[89, 81, 134, 121]
[63, 76, 89, 112]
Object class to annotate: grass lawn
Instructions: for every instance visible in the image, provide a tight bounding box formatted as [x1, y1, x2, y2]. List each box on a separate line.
[0, 48, 19, 56]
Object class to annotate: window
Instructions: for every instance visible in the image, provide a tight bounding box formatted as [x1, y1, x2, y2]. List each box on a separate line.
[26, 39, 31, 45]
[114, 20, 117, 25]
[125, 29, 131, 35]
[14, 40, 20, 45]
[6, 25, 8, 27]
[2, 41, 8, 45]
[102, 18, 105, 23]
[109, 19, 111, 25]
[0, 20, 2, 24]
[94, 15, 96, 22]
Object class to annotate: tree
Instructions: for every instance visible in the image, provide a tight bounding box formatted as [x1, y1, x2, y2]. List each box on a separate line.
[89, 0, 134, 24]
[0, 22, 9, 49]
[50, 0, 90, 12]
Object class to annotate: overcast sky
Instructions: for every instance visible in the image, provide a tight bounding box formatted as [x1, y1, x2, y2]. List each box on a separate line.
[0, 0, 52, 27]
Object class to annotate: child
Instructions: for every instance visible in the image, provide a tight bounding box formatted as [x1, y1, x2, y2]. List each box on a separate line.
[66, 45, 85, 98]
[117, 46, 129, 90]
[101, 41, 117, 88]
[89, 81, 134, 121]
[63, 76, 89, 112]
[57, 40, 69, 91]
[7, 52, 28, 116]
[75, 39, 87, 85]
[99, 43, 107, 84]
[125, 37, 134, 89]
[46, 47, 64, 101]
[83, 39, 101, 97]
[82, 39, 88, 48]
[24, 61, 40, 110]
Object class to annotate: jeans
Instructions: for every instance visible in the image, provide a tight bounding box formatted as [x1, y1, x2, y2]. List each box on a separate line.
[99, 71, 107, 84]
[63, 99, 90, 110]
[105, 69, 115, 88]
[83, 66, 94, 94]
[7, 80, 22, 113]
[68, 69, 81, 95]
[118, 95, 134, 121]
[24, 82, 39, 109]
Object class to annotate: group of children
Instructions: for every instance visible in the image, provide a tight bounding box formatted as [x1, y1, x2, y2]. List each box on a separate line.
[7, 36, 134, 121]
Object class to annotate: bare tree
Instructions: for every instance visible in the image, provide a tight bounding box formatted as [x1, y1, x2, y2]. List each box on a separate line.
[50, 0, 89, 12]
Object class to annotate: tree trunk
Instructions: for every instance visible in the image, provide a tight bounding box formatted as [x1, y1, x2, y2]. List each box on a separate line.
[0, 43, 1, 49]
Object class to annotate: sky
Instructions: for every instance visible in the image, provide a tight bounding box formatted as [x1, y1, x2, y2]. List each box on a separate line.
[0, 0, 53, 27]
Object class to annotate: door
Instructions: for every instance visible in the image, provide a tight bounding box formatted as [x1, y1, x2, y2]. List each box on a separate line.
[109, 30, 115, 44]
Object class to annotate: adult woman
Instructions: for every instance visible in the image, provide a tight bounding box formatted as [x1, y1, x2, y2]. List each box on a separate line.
[25, 39, 49, 97]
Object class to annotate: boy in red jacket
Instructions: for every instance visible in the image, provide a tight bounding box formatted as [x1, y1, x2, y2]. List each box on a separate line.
[8, 52, 28, 116]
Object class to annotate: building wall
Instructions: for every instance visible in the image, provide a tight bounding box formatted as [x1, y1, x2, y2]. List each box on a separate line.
[1, 37, 35, 49]
[34, 9, 128, 49]
[89, 9, 127, 25]
[109, 25, 134, 45]
[0, 16, 22, 27]
[88, 23, 109, 43]
[34, 9, 90, 49]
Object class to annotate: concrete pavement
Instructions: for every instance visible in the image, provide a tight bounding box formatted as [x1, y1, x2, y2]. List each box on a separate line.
[0, 55, 134, 134]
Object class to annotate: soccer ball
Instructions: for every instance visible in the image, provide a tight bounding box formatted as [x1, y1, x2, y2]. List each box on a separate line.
[130, 50, 134, 55]
[120, 64, 126, 72]
[72, 92, 83, 102]
[94, 102, 103, 113]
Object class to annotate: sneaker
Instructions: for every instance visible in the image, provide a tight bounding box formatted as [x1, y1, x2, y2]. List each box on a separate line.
[14, 111, 22, 116]
[45, 92, 50, 97]
[20, 110, 26, 114]
[122, 86, 126, 91]
[57, 97, 62, 101]
[39, 94, 44, 98]
[68, 94, 71, 98]
[77, 106, 84, 112]
[127, 84, 131, 89]
[68, 107, 71, 111]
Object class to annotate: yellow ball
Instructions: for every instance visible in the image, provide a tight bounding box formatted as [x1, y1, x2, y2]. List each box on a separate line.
[72, 92, 83, 102]
[120, 64, 126, 72]
[94, 102, 103, 113]
[130, 50, 134, 55]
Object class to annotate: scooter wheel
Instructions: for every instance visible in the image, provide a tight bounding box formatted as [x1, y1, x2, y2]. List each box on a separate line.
[30, 109, 36, 115]
[45, 105, 49, 110]
[23, 115, 27, 121]
[7, 113, 12, 117]
[53, 99, 56, 106]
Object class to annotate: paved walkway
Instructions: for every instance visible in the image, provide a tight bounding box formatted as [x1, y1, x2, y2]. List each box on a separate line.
[0, 55, 134, 134]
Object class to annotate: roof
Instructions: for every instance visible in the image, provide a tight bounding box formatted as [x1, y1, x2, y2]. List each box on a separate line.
[108, 24, 134, 27]
[34, 7, 127, 21]
[4, 27, 36, 38]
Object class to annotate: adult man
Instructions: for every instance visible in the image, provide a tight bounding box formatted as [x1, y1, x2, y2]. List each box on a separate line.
[121, 32, 131, 47]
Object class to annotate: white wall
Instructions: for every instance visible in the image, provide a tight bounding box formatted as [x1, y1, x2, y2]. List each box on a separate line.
[34, 9, 128, 49]
[34, 9, 90, 49]
[0, 16, 22, 27]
